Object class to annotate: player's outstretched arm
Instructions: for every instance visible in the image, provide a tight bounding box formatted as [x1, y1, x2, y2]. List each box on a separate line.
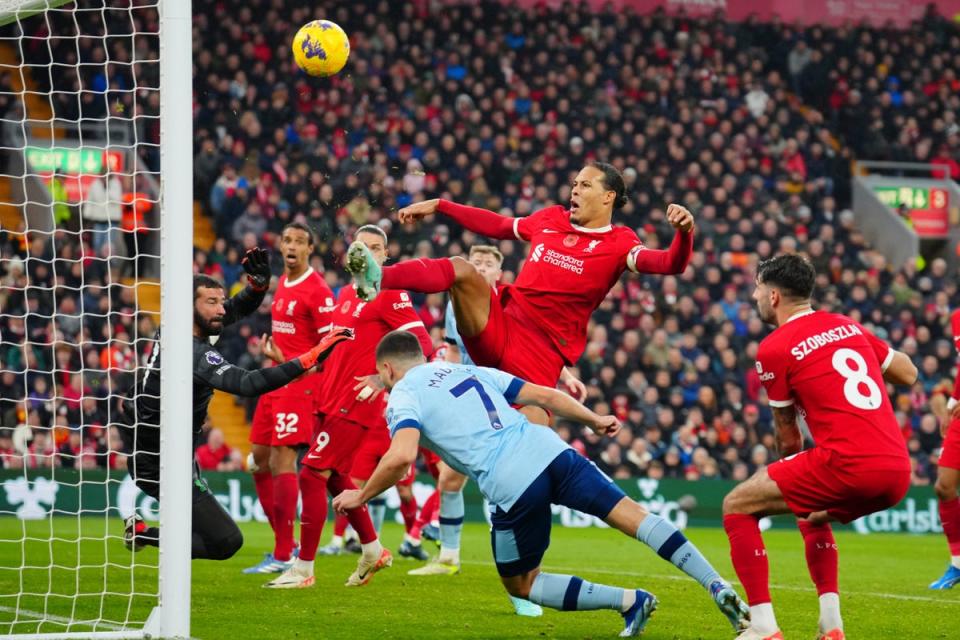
[514, 382, 621, 436]
[199, 329, 352, 397]
[221, 248, 273, 326]
[333, 429, 421, 514]
[627, 205, 695, 275]
[772, 405, 803, 457]
[398, 198, 518, 240]
[882, 350, 918, 386]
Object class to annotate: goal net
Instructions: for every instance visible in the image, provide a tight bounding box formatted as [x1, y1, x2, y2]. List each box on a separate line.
[0, 1, 192, 638]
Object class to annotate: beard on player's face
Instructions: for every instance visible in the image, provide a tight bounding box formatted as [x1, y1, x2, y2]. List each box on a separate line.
[194, 309, 224, 336]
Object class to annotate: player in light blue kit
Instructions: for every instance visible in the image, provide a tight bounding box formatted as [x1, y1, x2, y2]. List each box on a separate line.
[334, 331, 749, 637]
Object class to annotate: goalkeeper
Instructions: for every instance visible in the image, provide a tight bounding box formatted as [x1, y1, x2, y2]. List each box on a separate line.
[124, 248, 352, 560]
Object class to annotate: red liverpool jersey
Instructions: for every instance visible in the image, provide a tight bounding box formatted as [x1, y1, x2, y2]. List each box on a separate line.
[509, 205, 686, 364]
[271, 268, 335, 357]
[316, 286, 433, 427]
[756, 310, 908, 467]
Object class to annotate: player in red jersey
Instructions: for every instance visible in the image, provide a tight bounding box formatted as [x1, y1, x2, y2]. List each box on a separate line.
[930, 308, 960, 589]
[344, 162, 693, 425]
[243, 222, 337, 575]
[265, 224, 433, 589]
[722, 254, 918, 640]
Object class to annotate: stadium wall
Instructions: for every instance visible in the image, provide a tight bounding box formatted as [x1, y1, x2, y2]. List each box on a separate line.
[477, 0, 960, 26]
[0, 470, 941, 537]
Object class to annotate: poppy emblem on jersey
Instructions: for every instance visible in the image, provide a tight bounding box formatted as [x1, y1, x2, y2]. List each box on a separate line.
[563, 234, 578, 248]
[341, 300, 351, 314]
[205, 351, 224, 366]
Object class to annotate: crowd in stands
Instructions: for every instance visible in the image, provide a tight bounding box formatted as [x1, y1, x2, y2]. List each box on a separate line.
[2, 1, 960, 486]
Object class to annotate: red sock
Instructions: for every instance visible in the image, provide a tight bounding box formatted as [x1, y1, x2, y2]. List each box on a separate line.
[333, 513, 349, 537]
[723, 514, 771, 605]
[399, 495, 419, 534]
[413, 490, 440, 539]
[297, 467, 328, 562]
[252, 471, 275, 527]
[940, 497, 960, 555]
[797, 520, 839, 595]
[328, 474, 378, 544]
[381, 258, 455, 293]
[272, 472, 298, 561]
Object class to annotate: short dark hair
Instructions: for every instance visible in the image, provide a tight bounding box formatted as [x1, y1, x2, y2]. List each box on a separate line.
[194, 274, 225, 300]
[589, 161, 628, 209]
[356, 224, 387, 243]
[376, 330, 425, 363]
[282, 221, 315, 246]
[756, 254, 816, 300]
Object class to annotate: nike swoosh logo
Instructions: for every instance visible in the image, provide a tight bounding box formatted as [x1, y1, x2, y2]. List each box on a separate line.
[275, 432, 294, 439]
[358, 569, 370, 580]
[541, 229, 559, 234]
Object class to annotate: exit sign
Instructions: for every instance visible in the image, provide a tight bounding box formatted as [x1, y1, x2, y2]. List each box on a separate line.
[25, 147, 124, 175]
[873, 185, 949, 238]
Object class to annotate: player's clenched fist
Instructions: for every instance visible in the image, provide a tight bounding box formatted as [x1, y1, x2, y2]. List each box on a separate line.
[397, 198, 440, 224]
[590, 414, 621, 437]
[332, 489, 363, 514]
[666, 204, 694, 233]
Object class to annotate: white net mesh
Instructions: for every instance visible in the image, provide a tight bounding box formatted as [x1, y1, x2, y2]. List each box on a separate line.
[0, 1, 161, 635]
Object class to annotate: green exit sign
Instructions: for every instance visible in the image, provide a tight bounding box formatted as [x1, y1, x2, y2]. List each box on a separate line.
[873, 186, 933, 209]
[25, 147, 103, 174]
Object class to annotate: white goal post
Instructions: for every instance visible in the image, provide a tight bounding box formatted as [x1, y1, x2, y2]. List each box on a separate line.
[0, 1, 193, 638]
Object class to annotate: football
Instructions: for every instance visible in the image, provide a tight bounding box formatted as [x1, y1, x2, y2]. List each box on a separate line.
[292, 19, 350, 77]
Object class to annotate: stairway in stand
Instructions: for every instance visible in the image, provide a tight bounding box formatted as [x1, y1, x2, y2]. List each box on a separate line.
[193, 200, 252, 459]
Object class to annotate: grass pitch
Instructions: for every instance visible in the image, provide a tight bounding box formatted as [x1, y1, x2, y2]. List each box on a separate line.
[0, 518, 957, 638]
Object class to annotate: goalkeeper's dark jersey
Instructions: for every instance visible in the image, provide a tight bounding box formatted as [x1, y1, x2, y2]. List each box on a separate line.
[133, 285, 305, 459]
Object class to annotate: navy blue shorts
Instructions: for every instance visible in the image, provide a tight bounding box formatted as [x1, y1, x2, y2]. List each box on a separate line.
[489, 448, 626, 577]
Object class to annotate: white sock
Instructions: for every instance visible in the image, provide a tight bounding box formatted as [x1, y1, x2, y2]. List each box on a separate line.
[293, 558, 314, 575]
[361, 539, 382, 561]
[951, 555, 960, 570]
[330, 535, 343, 548]
[403, 533, 420, 546]
[438, 546, 460, 565]
[620, 589, 636, 613]
[818, 592, 842, 632]
[749, 603, 778, 635]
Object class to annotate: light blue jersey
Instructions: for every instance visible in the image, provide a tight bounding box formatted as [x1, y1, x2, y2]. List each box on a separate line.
[387, 362, 570, 511]
[443, 300, 474, 365]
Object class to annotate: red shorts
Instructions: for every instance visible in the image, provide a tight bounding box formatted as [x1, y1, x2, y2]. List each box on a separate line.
[350, 427, 390, 480]
[348, 427, 416, 486]
[461, 286, 566, 387]
[301, 414, 367, 475]
[768, 446, 911, 524]
[249, 375, 322, 447]
[249, 392, 275, 446]
[940, 418, 960, 470]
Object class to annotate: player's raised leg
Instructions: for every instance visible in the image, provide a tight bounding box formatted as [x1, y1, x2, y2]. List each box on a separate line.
[932, 463, 960, 589]
[722, 467, 793, 640]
